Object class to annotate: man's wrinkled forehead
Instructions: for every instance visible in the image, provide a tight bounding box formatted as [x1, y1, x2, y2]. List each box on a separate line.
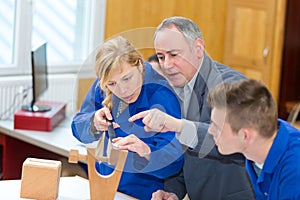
[154, 27, 188, 52]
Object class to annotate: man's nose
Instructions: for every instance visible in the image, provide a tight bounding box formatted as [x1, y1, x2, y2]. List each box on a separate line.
[161, 55, 173, 70]
[208, 126, 213, 136]
[208, 125, 218, 137]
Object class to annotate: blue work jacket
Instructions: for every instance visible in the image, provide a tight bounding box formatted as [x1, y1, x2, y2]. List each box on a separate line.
[246, 119, 300, 200]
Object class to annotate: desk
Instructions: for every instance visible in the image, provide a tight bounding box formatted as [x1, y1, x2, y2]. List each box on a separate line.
[0, 176, 136, 200]
[0, 118, 88, 179]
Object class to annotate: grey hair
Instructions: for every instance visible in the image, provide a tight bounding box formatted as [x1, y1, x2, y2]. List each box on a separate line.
[154, 16, 204, 48]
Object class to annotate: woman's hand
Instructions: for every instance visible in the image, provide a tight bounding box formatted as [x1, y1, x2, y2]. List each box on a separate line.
[112, 134, 151, 160]
[93, 107, 113, 131]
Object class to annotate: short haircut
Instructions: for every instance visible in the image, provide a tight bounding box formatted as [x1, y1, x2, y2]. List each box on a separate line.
[154, 16, 203, 49]
[147, 53, 159, 63]
[208, 79, 278, 138]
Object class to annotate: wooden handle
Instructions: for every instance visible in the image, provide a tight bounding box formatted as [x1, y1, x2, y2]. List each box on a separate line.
[68, 149, 87, 163]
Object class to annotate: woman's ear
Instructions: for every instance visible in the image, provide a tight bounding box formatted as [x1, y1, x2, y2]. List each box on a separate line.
[137, 62, 144, 72]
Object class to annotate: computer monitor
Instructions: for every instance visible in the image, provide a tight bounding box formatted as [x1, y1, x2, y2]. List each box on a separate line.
[21, 42, 51, 112]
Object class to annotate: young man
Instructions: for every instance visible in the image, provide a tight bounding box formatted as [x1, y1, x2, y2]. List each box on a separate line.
[208, 79, 300, 199]
[130, 16, 254, 199]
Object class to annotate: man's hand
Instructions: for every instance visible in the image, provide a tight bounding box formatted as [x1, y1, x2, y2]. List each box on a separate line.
[128, 108, 183, 133]
[151, 190, 179, 200]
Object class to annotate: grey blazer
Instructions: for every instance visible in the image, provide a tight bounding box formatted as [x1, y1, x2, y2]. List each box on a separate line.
[165, 54, 255, 200]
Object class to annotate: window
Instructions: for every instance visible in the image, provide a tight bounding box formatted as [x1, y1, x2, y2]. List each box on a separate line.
[0, 0, 16, 66]
[0, 0, 105, 75]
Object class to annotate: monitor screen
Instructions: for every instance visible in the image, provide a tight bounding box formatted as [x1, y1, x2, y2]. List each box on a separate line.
[21, 42, 51, 112]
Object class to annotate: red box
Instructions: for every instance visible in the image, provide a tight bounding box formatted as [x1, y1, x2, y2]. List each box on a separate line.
[14, 101, 66, 131]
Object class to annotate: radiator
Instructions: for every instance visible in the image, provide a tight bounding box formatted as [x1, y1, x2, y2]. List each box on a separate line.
[0, 74, 78, 120]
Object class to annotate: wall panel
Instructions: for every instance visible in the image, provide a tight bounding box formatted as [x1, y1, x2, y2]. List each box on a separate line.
[105, 0, 227, 61]
[77, 0, 228, 110]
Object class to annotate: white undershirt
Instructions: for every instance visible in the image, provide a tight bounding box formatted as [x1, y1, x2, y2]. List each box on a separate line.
[173, 59, 203, 148]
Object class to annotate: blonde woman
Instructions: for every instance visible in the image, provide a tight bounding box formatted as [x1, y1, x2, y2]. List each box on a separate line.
[71, 36, 183, 200]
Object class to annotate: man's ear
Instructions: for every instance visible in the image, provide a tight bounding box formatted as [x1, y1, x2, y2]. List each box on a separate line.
[194, 38, 205, 58]
[238, 128, 253, 145]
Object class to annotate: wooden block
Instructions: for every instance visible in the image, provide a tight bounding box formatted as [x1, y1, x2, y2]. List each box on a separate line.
[20, 158, 62, 200]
